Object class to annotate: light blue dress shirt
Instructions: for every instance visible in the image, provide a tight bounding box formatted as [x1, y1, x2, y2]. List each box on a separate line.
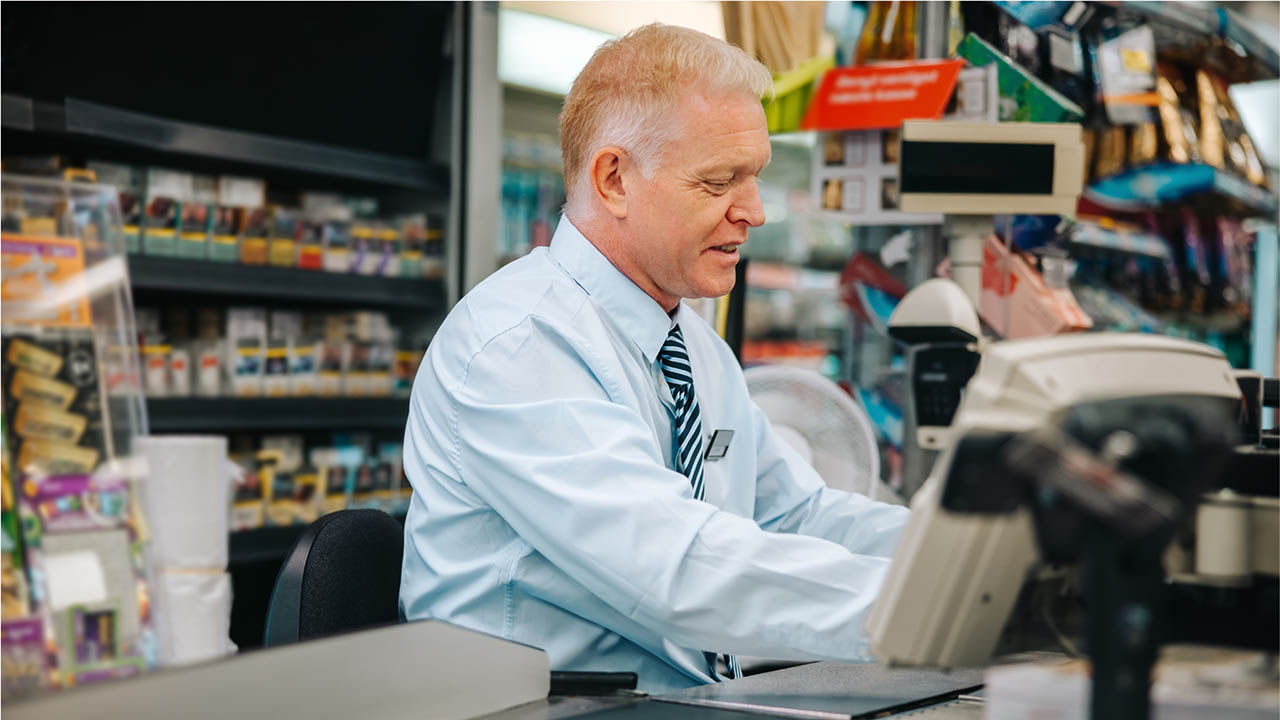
[400, 216, 910, 693]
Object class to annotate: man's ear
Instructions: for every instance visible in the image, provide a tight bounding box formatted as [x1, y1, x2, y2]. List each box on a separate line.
[589, 147, 629, 219]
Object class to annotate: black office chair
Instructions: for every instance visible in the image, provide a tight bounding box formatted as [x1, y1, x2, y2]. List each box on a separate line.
[263, 509, 405, 646]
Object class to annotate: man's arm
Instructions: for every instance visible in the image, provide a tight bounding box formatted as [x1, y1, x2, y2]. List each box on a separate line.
[440, 317, 891, 661]
[749, 399, 909, 558]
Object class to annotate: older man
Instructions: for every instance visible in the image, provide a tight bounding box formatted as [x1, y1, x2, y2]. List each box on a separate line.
[400, 24, 909, 692]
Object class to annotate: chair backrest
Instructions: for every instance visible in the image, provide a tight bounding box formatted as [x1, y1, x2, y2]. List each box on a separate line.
[264, 509, 405, 646]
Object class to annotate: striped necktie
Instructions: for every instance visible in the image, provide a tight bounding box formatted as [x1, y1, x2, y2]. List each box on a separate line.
[657, 324, 742, 681]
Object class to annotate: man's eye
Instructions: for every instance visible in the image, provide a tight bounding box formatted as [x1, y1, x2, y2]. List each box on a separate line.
[705, 180, 731, 192]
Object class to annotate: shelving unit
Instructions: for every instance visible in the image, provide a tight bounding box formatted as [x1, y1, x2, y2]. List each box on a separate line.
[1, 95, 450, 192]
[129, 256, 445, 309]
[146, 397, 411, 433]
[1068, 222, 1171, 259]
[1085, 163, 1280, 217]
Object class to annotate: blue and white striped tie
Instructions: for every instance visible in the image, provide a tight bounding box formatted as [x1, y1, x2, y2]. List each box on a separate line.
[658, 324, 742, 681]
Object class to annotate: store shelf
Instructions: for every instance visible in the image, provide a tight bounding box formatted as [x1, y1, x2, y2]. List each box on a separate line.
[1069, 222, 1170, 259]
[1114, 2, 1279, 80]
[1084, 163, 1279, 217]
[146, 396, 411, 432]
[1, 95, 449, 192]
[128, 256, 444, 309]
[230, 512, 407, 566]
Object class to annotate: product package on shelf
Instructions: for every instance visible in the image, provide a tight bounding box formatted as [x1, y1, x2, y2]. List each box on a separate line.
[394, 347, 422, 397]
[375, 225, 401, 277]
[289, 338, 320, 397]
[229, 457, 266, 532]
[239, 207, 271, 266]
[87, 162, 145, 255]
[209, 206, 241, 264]
[268, 208, 299, 268]
[350, 222, 376, 275]
[4, 331, 109, 478]
[297, 214, 325, 271]
[210, 175, 263, 264]
[424, 217, 445, 281]
[956, 32, 1085, 123]
[13, 474, 154, 688]
[2, 176, 155, 698]
[976, 234, 1093, 339]
[314, 448, 349, 516]
[400, 214, 427, 278]
[142, 169, 189, 257]
[177, 176, 217, 260]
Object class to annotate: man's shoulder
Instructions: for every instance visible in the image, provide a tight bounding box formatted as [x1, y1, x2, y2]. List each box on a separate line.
[440, 249, 591, 355]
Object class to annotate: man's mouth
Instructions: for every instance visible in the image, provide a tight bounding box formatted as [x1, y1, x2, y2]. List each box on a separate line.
[713, 244, 739, 254]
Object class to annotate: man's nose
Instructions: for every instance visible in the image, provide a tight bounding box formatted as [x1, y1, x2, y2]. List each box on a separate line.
[728, 178, 766, 228]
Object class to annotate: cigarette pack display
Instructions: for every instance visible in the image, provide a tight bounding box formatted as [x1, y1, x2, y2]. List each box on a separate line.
[375, 226, 401, 277]
[345, 341, 371, 396]
[239, 207, 271, 266]
[177, 176, 217, 259]
[230, 461, 265, 531]
[423, 219, 445, 281]
[377, 443, 407, 515]
[216, 176, 265, 209]
[141, 342, 169, 397]
[208, 206, 241, 263]
[289, 339, 319, 397]
[268, 208, 299, 268]
[311, 447, 349, 515]
[394, 349, 421, 397]
[297, 215, 325, 271]
[142, 169, 191, 257]
[322, 217, 352, 273]
[87, 162, 145, 254]
[262, 340, 290, 398]
[194, 341, 223, 397]
[349, 223, 375, 275]
[314, 339, 344, 397]
[168, 346, 191, 397]
[400, 214, 426, 278]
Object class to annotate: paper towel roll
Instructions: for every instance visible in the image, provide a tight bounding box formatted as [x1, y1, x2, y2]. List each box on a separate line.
[137, 435, 231, 570]
[156, 571, 237, 666]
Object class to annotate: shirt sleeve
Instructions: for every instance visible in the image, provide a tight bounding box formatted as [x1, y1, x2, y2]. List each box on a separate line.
[748, 397, 909, 559]
[444, 316, 893, 662]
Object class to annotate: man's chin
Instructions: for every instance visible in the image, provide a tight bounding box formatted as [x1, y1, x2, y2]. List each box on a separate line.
[686, 277, 737, 301]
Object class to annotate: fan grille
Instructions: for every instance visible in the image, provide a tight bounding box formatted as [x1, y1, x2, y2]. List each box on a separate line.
[745, 365, 884, 499]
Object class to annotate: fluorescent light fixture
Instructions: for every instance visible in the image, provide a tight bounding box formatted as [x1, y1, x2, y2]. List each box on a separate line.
[499, 9, 614, 96]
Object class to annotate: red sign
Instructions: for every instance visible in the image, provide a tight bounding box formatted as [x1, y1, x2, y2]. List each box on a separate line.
[800, 59, 965, 131]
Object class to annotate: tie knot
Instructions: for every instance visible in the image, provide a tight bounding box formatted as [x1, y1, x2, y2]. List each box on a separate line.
[659, 324, 693, 388]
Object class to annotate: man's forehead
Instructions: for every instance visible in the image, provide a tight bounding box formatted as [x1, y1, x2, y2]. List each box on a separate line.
[672, 91, 771, 167]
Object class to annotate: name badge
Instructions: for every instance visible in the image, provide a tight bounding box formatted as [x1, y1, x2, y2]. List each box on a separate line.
[704, 430, 734, 462]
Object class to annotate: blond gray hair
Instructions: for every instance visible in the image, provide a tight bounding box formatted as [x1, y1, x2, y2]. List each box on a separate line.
[559, 23, 773, 213]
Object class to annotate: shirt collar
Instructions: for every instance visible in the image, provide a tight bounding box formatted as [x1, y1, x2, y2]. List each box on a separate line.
[549, 215, 674, 363]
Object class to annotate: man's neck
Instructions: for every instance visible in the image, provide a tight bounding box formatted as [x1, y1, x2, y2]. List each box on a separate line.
[567, 211, 680, 313]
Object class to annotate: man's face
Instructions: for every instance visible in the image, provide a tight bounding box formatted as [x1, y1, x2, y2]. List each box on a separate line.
[622, 89, 770, 311]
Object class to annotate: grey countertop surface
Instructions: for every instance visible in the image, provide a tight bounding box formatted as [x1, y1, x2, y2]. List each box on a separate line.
[655, 661, 985, 719]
